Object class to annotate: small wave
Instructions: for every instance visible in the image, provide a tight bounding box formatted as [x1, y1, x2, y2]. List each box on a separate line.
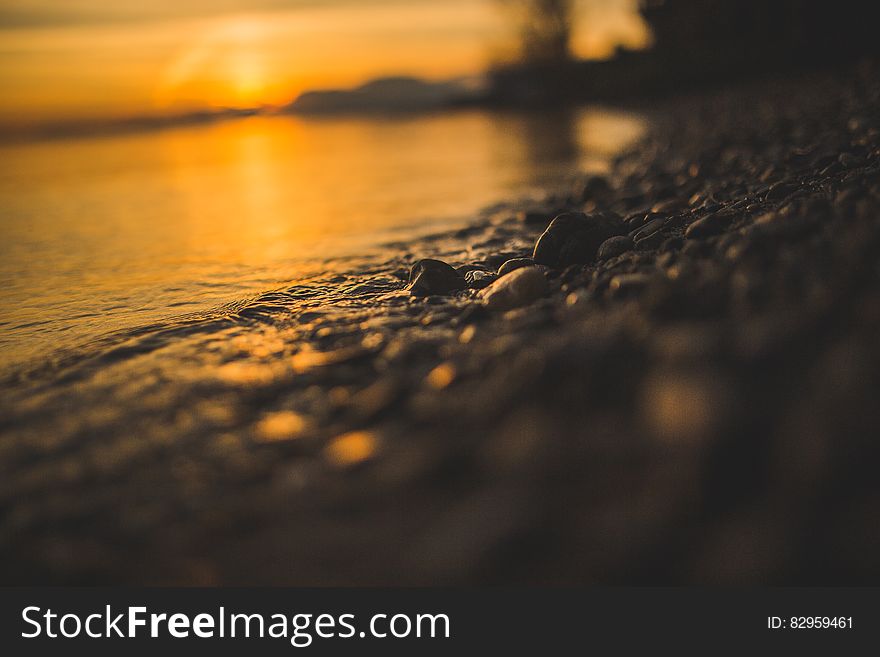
[0, 265, 407, 393]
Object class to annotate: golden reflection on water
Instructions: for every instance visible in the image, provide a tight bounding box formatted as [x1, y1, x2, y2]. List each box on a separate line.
[0, 109, 645, 368]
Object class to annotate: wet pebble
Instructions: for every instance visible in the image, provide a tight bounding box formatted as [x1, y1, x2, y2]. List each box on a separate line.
[597, 235, 634, 260]
[480, 266, 548, 311]
[465, 269, 497, 289]
[631, 215, 667, 243]
[497, 257, 536, 277]
[407, 259, 466, 297]
[533, 212, 623, 267]
[685, 210, 735, 239]
[634, 230, 667, 251]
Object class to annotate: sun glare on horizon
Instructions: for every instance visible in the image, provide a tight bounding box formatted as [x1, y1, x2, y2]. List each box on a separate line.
[0, 1, 650, 129]
[156, 18, 279, 110]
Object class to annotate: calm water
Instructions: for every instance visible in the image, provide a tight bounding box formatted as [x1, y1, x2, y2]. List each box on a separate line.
[0, 108, 644, 370]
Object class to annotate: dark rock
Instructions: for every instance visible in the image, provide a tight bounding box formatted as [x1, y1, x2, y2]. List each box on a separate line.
[484, 252, 522, 269]
[533, 212, 624, 267]
[407, 259, 466, 296]
[597, 236, 634, 260]
[685, 210, 735, 239]
[627, 211, 666, 231]
[465, 270, 497, 289]
[635, 230, 667, 251]
[497, 258, 536, 277]
[481, 267, 548, 311]
[631, 216, 667, 243]
[651, 198, 682, 213]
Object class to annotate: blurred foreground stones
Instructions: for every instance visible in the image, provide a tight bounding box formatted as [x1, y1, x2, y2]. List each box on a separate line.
[2, 63, 880, 584]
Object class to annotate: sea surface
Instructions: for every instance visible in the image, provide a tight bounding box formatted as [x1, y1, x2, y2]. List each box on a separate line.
[0, 108, 644, 373]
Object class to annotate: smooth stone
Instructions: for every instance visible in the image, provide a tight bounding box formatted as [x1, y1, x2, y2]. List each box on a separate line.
[625, 212, 649, 230]
[597, 235, 634, 260]
[497, 257, 535, 277]
[635, 230, 666, 251]
[480, 266, 548, 311]
[533, 212, 623, 267]
[651, 198, 681, 213]
[631, 216, 667, 243]
[407, 259, 466, 297]
[685, 210, 734, 239]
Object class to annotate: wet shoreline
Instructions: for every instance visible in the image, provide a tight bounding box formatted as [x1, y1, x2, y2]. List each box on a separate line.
[0, 106, 647, 371]
[2, 63, 880, 584]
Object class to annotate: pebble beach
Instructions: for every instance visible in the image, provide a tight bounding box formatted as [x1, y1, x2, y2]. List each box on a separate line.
[2, 62, 879, 585]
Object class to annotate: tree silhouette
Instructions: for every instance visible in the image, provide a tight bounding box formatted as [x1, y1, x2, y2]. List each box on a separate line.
[499, 0, 575, 65]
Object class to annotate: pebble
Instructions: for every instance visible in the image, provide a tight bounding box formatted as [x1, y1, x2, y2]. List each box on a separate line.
[533, 212, 623, 267]
[480, 266, 548, 311]
[464, 269, 497, 289]
[634, 230, 666, 251]
[10, 65, 880, 587]
[685, 210, 735, 239]
[497, 257, 536, 277]
[631, 215, 667, 243]
[597, 235, 634, 260]
[407, 259, 466, 296]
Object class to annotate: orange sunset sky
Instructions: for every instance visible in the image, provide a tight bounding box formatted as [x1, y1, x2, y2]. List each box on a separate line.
[0, 0, 650, 129]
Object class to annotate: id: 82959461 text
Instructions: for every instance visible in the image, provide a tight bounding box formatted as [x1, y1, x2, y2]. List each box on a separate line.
[768, 616, 853, 630]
